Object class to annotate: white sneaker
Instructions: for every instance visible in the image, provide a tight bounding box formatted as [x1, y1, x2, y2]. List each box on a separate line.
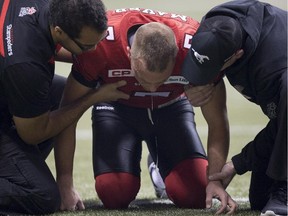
[260, 210, 282, 216]
[147, 154, 168, 199]
[260, 181, 287, 216]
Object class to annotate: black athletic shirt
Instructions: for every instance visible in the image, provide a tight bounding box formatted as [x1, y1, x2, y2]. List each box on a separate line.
[204, 0, 287, 176]
[0, 0, 57, 118]
[204, 0, 287, 117]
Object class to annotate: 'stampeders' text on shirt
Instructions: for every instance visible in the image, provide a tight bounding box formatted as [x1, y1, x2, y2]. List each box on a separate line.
[6, 24, 13, 56]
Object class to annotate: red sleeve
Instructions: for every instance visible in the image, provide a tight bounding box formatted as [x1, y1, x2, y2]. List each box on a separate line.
[71, 47, 107, 87]
[55, 44, 62, 53]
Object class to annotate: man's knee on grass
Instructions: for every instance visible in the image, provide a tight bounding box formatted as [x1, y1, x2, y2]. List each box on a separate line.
[165, 158, 208, 209]
[95, 172, 140, 209]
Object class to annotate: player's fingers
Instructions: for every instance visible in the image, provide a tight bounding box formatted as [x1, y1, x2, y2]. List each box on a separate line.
[111, 80, 130, 100]
[215, 194, 229, 215]
[185, 84, 214, 106]
[60, 203, 74, 211]
[115, 80, 127, 88]
[184, 84, 213, 92]
[66, 206, 77, 211]
[196, 96, 212, 106]
[215, 202, 227, 215]
[76, 200, 85, 210]
[205, 192, 213, 209]
[187, 93, 212, 107]
[226, 197, 238, 215]
[118, 91, 130, 100]
[200, 84, 214, 95]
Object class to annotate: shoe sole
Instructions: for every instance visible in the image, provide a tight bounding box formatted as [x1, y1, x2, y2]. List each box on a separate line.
[260, 210, 282, 216]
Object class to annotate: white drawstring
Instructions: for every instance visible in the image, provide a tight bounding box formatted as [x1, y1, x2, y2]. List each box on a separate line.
[147, 108, 154, 125]
[155, 136, 159, 167]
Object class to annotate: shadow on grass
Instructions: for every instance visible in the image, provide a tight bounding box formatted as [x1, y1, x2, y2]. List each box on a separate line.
[85, 198, 177, 210]
[0, 198, 260, 216]
[80, 198, 260, 216]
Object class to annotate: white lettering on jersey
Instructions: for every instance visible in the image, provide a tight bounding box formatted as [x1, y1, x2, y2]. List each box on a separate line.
[184, 34, 193, 49]
[134, 92, 170, 97]
[6, 24, 13, 56]
[108, 69, 135, 77]
[95, 105, 114, 110]
[158, 11, 168, 16]
[106, 26, 114, 41]
[114, 8, 187, 22]
[170, 14, 188, 22]
[164, 76, 189, 85]
[19, 7, 37, 17]
[116, 8, 140, 12]
[142, 8, 157, 15]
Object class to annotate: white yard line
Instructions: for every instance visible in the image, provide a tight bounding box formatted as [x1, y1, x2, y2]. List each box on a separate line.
[144, 197, 249, 204]
[235, 197, 249, 202]
[76, 125, 264, 140]
[196, 125, 263, 136]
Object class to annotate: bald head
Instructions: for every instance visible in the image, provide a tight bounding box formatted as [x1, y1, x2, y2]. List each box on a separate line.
[130, 22, 178, 73]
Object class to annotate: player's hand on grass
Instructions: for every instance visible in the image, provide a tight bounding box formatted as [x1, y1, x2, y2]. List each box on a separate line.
[206, 180, 238, 215]
[184, 84, 215, 107]
[208, 161, 237, 189]
[58, 183, 85, 211]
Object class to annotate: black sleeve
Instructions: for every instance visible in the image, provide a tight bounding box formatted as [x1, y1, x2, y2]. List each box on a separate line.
[231, 142, 253, 175]
[2, 62, 53, 118]
[71, 55, 100, 88]
[71, 67, 99, 88]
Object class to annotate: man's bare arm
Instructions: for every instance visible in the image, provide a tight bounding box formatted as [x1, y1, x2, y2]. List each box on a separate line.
[13, 79, 129, 145]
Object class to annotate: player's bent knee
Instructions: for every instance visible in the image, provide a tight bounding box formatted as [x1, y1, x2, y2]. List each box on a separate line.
[95, 172, 140, 209]
[27, 183, 61, 214]
[165, 158, 208, 209]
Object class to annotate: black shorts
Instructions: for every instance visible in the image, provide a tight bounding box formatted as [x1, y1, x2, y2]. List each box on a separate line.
[92, 98, 207, 179]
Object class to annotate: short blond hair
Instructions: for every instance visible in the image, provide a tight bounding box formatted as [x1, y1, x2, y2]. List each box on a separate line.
[130, 22, 178, 73]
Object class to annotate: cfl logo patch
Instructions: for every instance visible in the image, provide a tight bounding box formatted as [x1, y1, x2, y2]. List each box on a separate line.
[19, 7, 37, 17]
[108, 69, 134, 77]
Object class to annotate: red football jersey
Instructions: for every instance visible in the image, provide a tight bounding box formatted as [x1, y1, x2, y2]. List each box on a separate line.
[72, 8, 199, 108]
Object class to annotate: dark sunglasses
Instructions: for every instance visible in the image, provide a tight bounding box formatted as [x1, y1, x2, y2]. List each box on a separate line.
[70, 37, 96, 51]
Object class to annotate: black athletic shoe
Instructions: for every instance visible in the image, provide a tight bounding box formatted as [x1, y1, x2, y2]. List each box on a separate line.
[147, 154, 168, 199]
[260, 181, 287, 216]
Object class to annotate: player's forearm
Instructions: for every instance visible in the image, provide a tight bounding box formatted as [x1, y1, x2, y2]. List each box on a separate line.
[201, 80, 230, 175]
[54, 124, 77, 183]
[13, 90, 98, 145]
[207, 138, 229, 176]
[207, 115, 230, 176]
[14, 81, 129, 145]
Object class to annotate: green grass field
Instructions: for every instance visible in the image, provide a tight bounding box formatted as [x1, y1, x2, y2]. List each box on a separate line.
[47, 1, 286, 215]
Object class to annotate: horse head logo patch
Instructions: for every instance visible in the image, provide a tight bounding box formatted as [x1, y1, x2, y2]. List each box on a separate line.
[192, 48, 210, 64]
